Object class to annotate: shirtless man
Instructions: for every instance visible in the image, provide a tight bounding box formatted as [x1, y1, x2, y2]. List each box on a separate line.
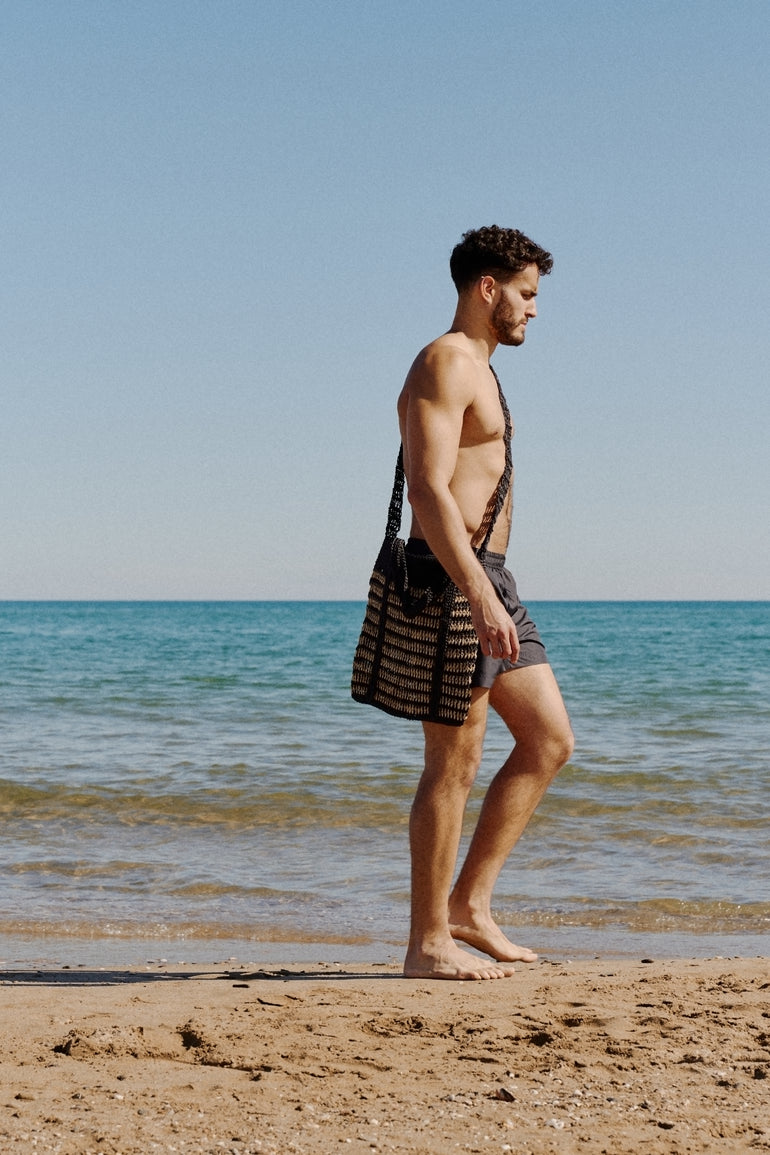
[398, 226, 574, 980]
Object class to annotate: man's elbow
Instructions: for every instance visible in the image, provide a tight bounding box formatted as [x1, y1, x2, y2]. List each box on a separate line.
[406, 478, 444, 521]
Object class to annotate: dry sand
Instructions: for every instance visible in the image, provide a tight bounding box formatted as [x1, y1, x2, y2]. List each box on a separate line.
[1, 955, 768, 1154]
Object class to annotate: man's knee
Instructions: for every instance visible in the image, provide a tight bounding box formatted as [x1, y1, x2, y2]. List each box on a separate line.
[423, 718, 486, 791]
[548, 719, 574, 770]
[516, 717, 574, 775]
[425, 737, 484, 789]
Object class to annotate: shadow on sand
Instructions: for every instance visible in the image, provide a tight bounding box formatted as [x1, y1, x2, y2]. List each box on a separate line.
[0, 965, 404, 987]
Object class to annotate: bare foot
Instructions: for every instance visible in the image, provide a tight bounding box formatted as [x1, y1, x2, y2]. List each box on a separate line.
[404, 939, 516, 980]
[449, 916, 538, 964]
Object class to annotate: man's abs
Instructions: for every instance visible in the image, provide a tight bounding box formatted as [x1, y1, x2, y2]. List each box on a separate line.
[407, 465, 513, 554]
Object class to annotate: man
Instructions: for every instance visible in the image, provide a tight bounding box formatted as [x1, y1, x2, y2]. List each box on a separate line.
[397, 226, 574, 980]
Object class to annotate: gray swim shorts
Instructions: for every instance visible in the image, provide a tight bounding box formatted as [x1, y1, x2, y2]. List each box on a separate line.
[404, 540, 548, 689]
[472, 551, 548, 688]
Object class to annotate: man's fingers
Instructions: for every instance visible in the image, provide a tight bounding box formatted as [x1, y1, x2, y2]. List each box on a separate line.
[474, 606, 519, 660]
[486, 629, 520, 660]
[486, 633, 504, 656]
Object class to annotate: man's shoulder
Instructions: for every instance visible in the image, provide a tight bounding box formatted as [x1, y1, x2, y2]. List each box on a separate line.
[405, 336, 484, 401]
[418, 333, 479, 370]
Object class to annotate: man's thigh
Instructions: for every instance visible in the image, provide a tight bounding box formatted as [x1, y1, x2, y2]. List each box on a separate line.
[489, 663, 572, 746]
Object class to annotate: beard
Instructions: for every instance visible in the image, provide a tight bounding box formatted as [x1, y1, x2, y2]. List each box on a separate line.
[491, 295, 526, 346]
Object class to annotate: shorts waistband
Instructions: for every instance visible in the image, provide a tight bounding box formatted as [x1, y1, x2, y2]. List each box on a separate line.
[406, 538, 506, 570]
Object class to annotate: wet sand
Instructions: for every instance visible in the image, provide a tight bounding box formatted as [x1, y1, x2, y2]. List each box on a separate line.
[1, 955, 768, 1153]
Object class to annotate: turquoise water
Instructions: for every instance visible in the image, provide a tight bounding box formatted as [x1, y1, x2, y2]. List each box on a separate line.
[0, 601, 768, 967]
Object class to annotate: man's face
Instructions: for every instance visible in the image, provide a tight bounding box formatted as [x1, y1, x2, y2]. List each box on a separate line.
[490, 263, 540, 346]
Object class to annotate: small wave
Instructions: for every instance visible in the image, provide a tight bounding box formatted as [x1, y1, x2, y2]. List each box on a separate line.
[0, 917, 374, 946]
[497, 897, 770, 936]
[0, 778, 408, 829]
[649, 727, 725, 739]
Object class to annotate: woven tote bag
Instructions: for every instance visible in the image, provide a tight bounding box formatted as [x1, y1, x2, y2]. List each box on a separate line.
[351, 526, 478, 725]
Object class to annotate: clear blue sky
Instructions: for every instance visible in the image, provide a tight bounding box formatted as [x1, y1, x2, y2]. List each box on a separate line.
[3, 0, 768, 600]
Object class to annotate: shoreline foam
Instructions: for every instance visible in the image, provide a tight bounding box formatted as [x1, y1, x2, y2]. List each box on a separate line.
[2, 921, 768, 972]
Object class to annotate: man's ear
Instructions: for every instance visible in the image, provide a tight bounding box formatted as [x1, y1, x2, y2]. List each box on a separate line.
[479, 275, 496, 304]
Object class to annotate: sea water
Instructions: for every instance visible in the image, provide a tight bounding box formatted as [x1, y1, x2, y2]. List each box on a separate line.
[0, 601, 768, 967]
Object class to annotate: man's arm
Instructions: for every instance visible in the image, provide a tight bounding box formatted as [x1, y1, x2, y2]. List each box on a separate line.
[402, 347, 520, 661]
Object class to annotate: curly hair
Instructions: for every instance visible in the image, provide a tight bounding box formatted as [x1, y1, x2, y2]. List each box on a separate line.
[449, 226, 553, 291]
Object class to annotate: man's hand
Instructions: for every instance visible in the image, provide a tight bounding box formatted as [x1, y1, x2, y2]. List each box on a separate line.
[471, 588, 520, 662]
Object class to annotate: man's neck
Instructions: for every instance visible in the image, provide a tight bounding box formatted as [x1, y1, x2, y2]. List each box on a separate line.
[447, 311, 498, 365]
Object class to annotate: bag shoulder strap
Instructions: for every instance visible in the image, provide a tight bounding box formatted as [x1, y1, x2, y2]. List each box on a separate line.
[384, 365, 512, 559]
[384, 444, 407, 542]
[471, 365, 513, 559]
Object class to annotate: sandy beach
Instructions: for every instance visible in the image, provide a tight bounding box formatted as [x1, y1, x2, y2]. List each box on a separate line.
[1, 954, 768, 1153]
